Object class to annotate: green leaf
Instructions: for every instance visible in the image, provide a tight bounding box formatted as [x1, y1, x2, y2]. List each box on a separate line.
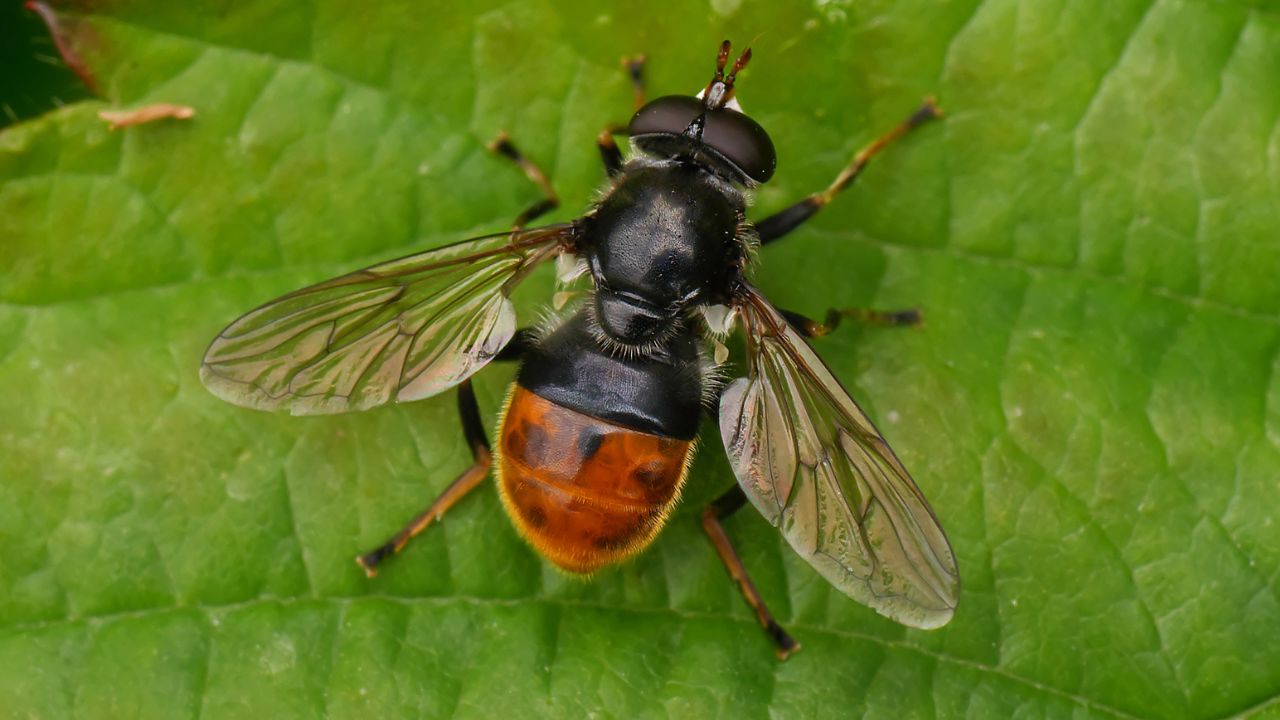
[3, 0, 1279, 717]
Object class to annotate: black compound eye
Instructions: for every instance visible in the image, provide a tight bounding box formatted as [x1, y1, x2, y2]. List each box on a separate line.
[629, 95, 777, 184]
[702, 106, 776, 183]
[629, 95, 703, 138]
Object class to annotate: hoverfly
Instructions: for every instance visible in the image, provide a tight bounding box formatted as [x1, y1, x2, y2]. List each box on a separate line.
[200, 41, 959, 658]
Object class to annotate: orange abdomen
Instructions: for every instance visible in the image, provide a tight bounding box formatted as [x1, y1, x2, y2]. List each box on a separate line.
[496, 385, 693, 573]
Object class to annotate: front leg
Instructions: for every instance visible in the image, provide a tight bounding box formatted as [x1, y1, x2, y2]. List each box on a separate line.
[487, 132, 559, 230]
[756, 98, 941, 245]
[597, 54, 647, 177]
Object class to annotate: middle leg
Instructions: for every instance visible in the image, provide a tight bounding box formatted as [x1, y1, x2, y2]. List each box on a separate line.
[779, 306, 921, 338]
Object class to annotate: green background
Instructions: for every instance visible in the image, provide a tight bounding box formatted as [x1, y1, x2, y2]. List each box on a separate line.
[3, 0, 1280, 718]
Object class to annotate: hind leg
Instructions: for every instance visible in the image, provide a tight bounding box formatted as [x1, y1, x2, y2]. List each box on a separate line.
[702, 485, 801, 660]
[356, 379, 495, 576]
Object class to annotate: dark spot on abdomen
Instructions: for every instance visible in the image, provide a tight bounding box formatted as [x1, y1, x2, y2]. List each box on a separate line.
[593, 534, 628, 551]
[632, 461, 668, 489]
[521, 420, 550, 465]
[577, 427, 603, 459]
[521, 503, 547, 529]
[591, 514, 651, 551]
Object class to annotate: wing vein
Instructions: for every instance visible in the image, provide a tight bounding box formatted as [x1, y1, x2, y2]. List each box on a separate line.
[200, 224, 571, 414]
[718, 284, 960, 629]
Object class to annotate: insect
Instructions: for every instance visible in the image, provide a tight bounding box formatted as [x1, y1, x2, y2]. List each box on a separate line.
[200, 41, 959, 658]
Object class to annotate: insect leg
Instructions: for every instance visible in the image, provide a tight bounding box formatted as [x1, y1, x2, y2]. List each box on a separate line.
[597, 54, 647, 177]
[779, 306, 921, 338]
[755, 98, 941, 246]
[487, 131, 559, 229]
[701, 485, 801, 660]
[355, 379, 493, 577]
[597, 130, 625, 178]
[623, 54, 647, 111]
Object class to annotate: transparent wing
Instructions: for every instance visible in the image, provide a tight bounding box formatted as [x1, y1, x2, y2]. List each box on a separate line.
[718, 285, 959, 629]
[200, 224, 573, 415]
